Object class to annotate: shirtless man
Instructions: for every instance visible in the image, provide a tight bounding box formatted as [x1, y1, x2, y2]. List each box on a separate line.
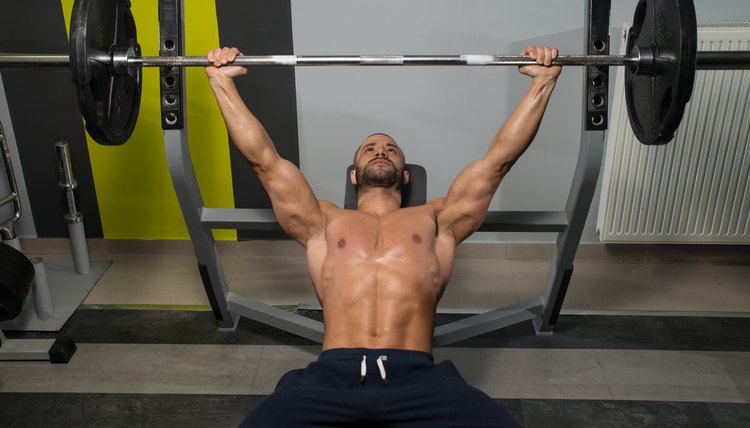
[206, 45, 561, 428]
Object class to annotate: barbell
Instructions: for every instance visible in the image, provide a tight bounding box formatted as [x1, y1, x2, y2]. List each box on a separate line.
[0, 0, 749, 147]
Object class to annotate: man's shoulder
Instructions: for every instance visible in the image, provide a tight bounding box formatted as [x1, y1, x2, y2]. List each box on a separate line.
[318, 200, 359, 219]
[318, 200, 340, 211]
[425, 197, 447, 211]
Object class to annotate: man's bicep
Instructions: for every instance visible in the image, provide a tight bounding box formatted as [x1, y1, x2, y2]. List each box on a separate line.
[261, 159, 326, 244]
[437, 196, 493, 244]
[439, 160, 501, 242]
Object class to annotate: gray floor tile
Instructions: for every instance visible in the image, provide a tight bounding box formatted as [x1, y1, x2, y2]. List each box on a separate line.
[83, 254, 238, 306]
[521, 399, 717, 428]
[0, 344, 264, 395]
[434, 348, 612, 400]
[574, 243, 649, 262]
[510, 260, 675, 311]
[18, 237, 77, 256]
[250, 345, 321, 394]
[455, 242, 508, 260]
[229, 256, 317, 305]
[147, 394, 257, 428]
[507, 243, 554, 261]
[597, 349, 750, 403]
[0, 393, 259, 428]
[440, 259, 518, 308]
[98, 239, 197, 256]
[0, 392, 158, 428]
[708, 402, 750, 428]
[564, 262, 673, 311]
[509, 261, 547, 302]
[650, 263, 750, 312]
[238, 240, 305, 257]
[647, 244, 750, 263]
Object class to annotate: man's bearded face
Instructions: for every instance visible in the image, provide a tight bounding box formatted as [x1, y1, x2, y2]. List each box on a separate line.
[354, 134, 406, 190]
[356, 159, 404, 189]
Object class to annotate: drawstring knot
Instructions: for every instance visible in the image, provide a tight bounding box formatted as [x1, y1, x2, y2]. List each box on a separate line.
[360, 355, 388, 386]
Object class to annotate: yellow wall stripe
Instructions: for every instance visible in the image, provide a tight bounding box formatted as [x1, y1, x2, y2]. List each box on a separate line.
[62, 0, 236, 240]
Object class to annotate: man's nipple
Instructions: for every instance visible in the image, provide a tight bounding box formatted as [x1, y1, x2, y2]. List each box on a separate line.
[412, 234, 422, 244]
[337, 239, 347, 249]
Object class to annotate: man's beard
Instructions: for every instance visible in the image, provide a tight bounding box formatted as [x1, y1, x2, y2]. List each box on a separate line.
[356, 162, 404, 189]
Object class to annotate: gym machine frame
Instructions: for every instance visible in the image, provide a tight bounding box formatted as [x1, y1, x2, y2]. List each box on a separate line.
[158, 0, 613, 341]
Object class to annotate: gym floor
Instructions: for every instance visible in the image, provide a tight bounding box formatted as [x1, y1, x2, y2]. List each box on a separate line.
[2, 238, 750, 427]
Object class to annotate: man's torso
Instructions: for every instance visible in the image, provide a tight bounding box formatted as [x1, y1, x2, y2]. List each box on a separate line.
[306, 200, 455, 353]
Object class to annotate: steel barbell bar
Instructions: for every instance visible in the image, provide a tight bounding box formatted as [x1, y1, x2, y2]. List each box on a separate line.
[2, 0, 748, 146]
[1, 51, 748, 69]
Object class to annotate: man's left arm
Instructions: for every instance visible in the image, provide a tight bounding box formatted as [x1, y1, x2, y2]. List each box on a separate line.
[436, 45, 561, 244]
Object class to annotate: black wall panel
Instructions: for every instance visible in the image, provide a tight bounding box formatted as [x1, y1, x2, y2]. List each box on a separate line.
[0, 1, 103, 238]
[215, 0, 299, 240]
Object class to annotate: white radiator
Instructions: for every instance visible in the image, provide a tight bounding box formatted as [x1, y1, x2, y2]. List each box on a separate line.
[598, 23, 750, 244]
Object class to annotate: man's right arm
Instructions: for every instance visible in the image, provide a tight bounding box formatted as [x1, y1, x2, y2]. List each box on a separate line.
[206, 47, 325, 247]
[435, 46, 561, 245]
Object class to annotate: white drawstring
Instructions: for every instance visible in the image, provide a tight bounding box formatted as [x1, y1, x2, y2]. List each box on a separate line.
[360, 355, 388, 385]
[376, 356, 388, 385]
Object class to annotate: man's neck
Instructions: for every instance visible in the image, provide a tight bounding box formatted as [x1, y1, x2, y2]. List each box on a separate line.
[356, 187, 402, 216]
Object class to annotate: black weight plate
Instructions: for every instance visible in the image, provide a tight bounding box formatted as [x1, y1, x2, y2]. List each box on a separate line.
[625, 0, 697, 145]
[0, 290, 24, 322]
[0, 268, 28, 306]
[0, 244, 35, 298]
[0, 244, 34, 285]
[70, 0, 142, 146]
[0, 244, 34, 321]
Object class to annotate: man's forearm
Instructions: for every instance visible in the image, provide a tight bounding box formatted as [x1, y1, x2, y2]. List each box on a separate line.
[487, 76, 557, 175]
[208, 75, 278, 168]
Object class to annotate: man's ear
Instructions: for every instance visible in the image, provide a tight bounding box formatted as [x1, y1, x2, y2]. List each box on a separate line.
[402, 169, 410, 186]
[350, 169, 358, 185]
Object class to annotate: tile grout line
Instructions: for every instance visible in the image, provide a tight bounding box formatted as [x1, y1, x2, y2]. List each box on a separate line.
[593, 349, 616, 401]
[224, 256, 241, 287]
[508, 261, 524, 306]
[249, 345, 267, 395]
[646, 262, 679, 313]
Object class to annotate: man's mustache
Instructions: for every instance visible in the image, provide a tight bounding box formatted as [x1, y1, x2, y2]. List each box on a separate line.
[368, 158, 394, 167]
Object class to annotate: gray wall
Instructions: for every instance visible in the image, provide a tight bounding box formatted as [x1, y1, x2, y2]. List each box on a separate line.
[290, 0, 750, 243]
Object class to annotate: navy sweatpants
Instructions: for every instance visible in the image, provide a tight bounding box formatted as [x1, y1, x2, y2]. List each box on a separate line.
[240, 348, 520, 427]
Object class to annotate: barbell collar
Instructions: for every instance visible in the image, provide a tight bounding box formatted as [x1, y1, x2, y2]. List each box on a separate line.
[630, 45, 655, 75]
[112, 47, 138, 77]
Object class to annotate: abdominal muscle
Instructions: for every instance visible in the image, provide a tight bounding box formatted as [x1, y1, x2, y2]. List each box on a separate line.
[318, 257, 443, 353]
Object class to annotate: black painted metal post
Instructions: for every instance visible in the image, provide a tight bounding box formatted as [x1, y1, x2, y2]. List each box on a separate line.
[158, 0, 183, 130]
